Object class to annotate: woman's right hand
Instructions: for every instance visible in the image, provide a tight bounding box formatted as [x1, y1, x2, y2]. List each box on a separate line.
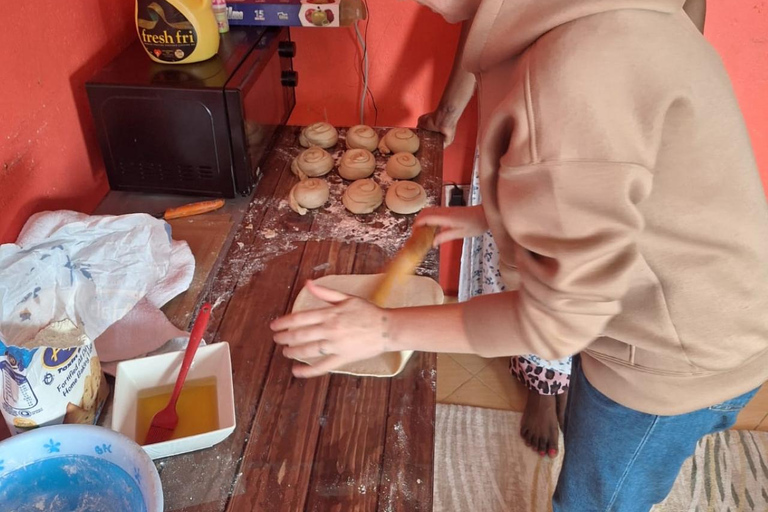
[414, 205, 488, 246]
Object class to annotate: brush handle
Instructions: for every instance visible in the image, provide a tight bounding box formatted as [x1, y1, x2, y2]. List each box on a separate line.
[164, 199, 225, 220]
[168, 303, 212, 408]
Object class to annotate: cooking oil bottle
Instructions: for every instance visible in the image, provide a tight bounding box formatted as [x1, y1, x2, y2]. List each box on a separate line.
[136, 0, 220, 64]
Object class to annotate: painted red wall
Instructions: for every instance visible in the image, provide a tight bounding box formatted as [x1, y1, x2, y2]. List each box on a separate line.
[0, 2, 135, 243]
[288, 4, 477, 294]
[290, 0, 767, 294]
[707, 1, 768, 184]
[1, 0, 764, 296]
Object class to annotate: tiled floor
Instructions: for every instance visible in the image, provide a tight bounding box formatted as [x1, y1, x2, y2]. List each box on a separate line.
[437, 353, 528, 412]
[435, 325, 768, 432]
[436, 296, 528, 412]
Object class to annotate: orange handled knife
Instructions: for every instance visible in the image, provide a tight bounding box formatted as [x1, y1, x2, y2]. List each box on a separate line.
[154, 199, 225, 220]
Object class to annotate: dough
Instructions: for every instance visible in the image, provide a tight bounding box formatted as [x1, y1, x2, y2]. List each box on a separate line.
[386, 181, 427, 214]
[289, 178, 330, 215]
[338, 149, 376, 180]
[299, 122, 339, 149]
[291, 273, 444, 376]
[342, 179, 383, 214]
[385, 152, 422, 179]
[291, 147, 334, 180]
[346, 125, 380, 152]
[378, 128, 420, 154]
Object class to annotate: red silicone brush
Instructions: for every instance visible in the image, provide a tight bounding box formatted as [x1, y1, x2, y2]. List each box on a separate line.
[144, 303, 212, 445]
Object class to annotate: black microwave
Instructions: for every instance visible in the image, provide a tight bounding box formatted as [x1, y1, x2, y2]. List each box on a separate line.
[86, 27, 297, 198]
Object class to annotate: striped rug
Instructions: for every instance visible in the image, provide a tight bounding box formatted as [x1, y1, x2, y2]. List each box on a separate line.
[434, 404, 768, 512]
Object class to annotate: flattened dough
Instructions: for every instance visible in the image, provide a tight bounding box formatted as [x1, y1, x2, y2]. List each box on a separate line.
[291, 273, 444, 377]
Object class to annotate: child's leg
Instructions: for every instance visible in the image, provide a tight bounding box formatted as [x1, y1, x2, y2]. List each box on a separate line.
[553, 356, 759, 512]
[510, 356, 571, 457]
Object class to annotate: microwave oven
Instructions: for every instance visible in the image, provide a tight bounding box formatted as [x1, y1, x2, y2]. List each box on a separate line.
[86, 26, 297, 198]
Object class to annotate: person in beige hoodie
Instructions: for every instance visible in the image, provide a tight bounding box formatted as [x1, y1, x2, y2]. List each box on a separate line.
[272, 0, 768, 508]
[416, 0, 711, 465]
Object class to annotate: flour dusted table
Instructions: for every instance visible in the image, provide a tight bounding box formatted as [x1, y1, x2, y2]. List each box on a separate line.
[96, 125, 443, 511]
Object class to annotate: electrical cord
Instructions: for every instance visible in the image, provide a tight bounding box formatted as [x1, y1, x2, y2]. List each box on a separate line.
[353, 22, 367, 125]
[361, 0, 378, 125]
[354, 0, 378, 126]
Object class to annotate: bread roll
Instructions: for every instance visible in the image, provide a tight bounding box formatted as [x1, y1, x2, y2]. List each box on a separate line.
[299, 122, 339, 149]
[385, 152, 422, 180]
[342, 179, 383, 214]
[291, 147, 334, 180]
[385, 181, 427, 214]
[289, 178, 330, 215]
[339, 149, 376, 180]
[346, 125, 380, 152]
[378, 128, 420, 154]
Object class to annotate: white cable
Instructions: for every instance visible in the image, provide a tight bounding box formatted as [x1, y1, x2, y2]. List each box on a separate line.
[354, 21, 369, 125]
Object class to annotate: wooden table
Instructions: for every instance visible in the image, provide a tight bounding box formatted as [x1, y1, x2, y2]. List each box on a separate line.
[104, 126, 443, 511]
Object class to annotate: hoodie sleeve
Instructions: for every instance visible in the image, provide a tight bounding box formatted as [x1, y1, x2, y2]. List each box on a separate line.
[462, 160, 653, 359]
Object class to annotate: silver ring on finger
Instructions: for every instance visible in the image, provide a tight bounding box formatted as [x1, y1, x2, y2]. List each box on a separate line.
[318, 342, 328, 356]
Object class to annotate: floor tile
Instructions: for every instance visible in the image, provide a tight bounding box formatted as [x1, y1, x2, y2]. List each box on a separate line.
[734, 384, 768, 430]
[441, 378, 514, 410]
[755, 414, 768, 432]
[437, 354, 473, 402]
[448, 353, 492, 376]
[476, 358, 529, 412]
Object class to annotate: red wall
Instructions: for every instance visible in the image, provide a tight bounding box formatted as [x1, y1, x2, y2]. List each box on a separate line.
[288, 5, 478, 294]
[1, 0, 765, 295]
[290, 0, 767, 293]
[0, 1, 136, 243]
[707, 1, 768, 182]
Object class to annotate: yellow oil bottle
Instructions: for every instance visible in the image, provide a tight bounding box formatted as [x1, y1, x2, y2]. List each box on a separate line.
[136, 0, 220, 64]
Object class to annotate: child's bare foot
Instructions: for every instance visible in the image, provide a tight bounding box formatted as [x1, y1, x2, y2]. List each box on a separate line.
[520, 390, 560, 458]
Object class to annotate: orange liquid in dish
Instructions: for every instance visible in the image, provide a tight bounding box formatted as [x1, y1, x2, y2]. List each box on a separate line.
[136, 378, 218, 443]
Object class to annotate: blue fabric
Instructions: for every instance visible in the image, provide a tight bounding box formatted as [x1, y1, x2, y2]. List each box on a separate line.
[553, 356, 760, 511]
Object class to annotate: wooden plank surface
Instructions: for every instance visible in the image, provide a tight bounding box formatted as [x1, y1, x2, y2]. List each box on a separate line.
[161, 215, 235, 329]
[303, 243, 390, 512]
[0, 126, 441, 508]
[155, 125, 442, 512]
[156, 129, 307, 512]
[226, 240, 356, 511]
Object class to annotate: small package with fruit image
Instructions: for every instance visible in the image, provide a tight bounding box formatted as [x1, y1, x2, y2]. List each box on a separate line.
[299, 0, 338, 27]
[0, 319, 109, 436]
[227, 0, 341, 27]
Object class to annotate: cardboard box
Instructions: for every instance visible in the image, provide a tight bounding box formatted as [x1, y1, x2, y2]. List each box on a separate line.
[227, 0, 340, 27]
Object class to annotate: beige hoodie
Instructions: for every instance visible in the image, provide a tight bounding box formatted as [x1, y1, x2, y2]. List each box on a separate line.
[433, 0, 768, 415]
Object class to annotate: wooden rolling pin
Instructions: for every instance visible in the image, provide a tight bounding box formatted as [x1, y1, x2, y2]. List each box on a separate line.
[369, 225, 437, 307]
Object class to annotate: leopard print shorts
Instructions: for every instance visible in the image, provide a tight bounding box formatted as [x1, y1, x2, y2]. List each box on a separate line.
[510, 356, 571, 396]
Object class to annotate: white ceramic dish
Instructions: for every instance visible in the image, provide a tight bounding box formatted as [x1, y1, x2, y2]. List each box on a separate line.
[112, 342, 236, 460]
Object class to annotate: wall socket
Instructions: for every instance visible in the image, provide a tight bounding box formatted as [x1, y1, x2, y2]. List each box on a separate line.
[442, 184, 471, 207]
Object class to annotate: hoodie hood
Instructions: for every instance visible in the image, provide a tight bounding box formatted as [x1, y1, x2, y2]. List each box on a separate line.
[460, 0, 685, 72]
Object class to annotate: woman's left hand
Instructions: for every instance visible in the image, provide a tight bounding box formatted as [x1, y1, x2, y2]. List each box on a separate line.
[270, 280, 393, 378]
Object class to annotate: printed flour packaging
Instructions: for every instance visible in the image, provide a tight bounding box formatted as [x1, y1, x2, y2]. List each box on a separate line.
[0, 319, 109, 435]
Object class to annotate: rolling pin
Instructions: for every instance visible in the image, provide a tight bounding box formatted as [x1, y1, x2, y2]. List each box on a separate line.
[153, 199, 225, 220]
[369, 225, 437, 307]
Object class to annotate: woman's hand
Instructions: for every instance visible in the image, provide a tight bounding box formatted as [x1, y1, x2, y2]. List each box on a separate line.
[418, 108, 460, 148]
[270, 280, 393, 378]
[414, 205, 488, 245]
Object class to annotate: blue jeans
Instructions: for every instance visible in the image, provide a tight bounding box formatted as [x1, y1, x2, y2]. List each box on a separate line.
[552, 356, 760, 512]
